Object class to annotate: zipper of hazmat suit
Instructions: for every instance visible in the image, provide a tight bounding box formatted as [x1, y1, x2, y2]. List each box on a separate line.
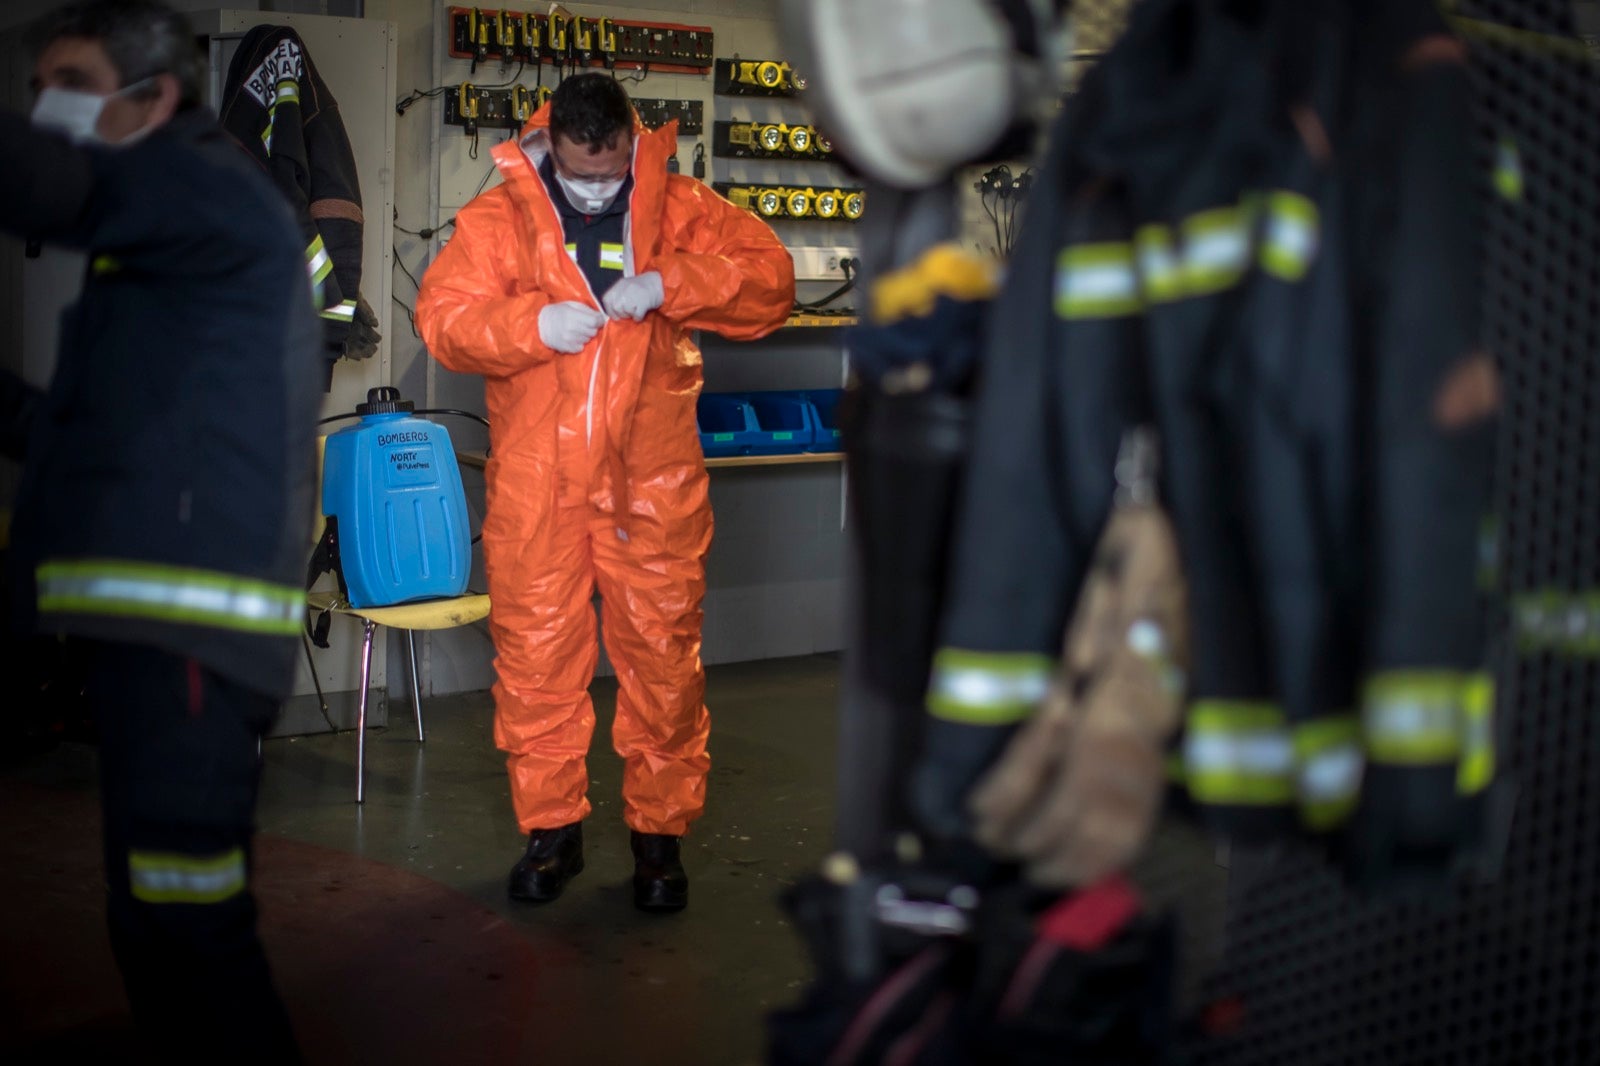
[520, 131, 642, 467]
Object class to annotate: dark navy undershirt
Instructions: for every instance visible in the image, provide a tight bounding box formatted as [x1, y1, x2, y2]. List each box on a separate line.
[539, 155, 632, 300]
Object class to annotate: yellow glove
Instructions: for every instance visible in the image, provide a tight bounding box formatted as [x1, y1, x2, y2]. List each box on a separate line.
[970, 454, 1188, 888]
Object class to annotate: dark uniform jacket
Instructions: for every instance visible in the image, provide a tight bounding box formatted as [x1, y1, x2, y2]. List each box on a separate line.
[220, 24, 364, 385]
[0, 108, 321, 698]
[923, 0, 1497, 887]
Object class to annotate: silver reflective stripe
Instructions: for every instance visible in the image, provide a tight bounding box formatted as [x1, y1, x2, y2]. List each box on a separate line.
[1062, 262, 1138, 304]
[1136, 227, 1183, 301]
[932, 667, 1051, 710]
[1055, 243, 1142, 319]
[1262, 206, 1317, 281]
[130, 848, 246, 904]
[1183, 223, 1251, 281]
[321, 299, 357, 321]
[1298, 743, 1364, 804]
[1267, 214, 1314, 263]
[1185, 731, 1296, 778]
[38, 563, 302, 635]
[50, 574, 297, 624]
[307, 247, 332, 279]
[1363, 696, 1460, 764]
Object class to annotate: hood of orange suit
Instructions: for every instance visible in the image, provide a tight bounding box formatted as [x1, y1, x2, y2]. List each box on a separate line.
[491, 103, 675, 254]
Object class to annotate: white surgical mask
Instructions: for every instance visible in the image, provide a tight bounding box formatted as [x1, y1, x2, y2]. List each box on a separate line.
[31, 77, 156, 146]
[556, 171, 626, 214]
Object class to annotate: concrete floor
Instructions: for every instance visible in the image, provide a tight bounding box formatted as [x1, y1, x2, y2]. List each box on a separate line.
[0, 653, 842, 1065]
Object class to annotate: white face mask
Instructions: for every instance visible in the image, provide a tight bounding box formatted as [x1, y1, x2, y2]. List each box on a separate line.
[556, 171, 626, 214]
[31, 78, 156, 146]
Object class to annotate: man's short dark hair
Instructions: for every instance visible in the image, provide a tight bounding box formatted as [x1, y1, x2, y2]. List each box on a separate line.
[549, 73, 635, 152]
[27, 0, 204, 110]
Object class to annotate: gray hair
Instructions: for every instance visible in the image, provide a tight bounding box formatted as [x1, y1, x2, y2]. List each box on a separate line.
[27, 0, 204, 109]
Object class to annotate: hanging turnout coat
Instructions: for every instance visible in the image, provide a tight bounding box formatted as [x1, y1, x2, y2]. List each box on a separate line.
[220, 25, 365, 383]
[416, 106, 793, 836]
[922, 0, 1497, 888]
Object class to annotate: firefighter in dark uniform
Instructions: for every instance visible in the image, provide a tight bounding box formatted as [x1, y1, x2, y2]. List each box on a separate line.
[0, 2, 320, 1057]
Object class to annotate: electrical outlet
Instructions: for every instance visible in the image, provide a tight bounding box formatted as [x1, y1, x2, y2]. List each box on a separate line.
[790, 246, 858, 281]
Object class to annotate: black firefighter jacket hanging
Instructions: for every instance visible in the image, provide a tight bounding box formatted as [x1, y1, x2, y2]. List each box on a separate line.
[920, 0, 1501, 893]
[220, 26, 370, 388]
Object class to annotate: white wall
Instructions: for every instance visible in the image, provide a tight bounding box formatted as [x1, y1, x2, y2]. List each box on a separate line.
[362, 0, 848, 699]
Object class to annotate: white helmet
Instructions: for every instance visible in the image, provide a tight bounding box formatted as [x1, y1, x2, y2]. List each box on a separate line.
[781, 0, 1067, 190]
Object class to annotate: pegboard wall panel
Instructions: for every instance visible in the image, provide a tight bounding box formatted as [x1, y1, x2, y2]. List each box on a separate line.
[1075, 0, 1600, 1061]
[429, 1, 857, 307]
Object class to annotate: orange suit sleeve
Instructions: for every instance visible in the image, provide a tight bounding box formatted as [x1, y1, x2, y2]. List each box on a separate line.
[654, 178, 795, 340]
[417, 189, 561, 378]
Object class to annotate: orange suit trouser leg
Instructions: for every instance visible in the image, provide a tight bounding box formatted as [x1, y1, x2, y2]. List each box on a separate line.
[591, 512, 712, 837]
[487, 500, 600, 834]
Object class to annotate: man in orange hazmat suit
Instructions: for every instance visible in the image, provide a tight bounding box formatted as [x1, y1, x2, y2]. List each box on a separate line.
[417, 74, 794, 911]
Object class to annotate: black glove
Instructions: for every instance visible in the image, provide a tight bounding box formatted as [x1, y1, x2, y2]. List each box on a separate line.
[343, 296, 381, 361]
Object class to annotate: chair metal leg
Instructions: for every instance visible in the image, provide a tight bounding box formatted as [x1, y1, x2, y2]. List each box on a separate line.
[406, 629, 425, 743]
[356, 619, 376, 805]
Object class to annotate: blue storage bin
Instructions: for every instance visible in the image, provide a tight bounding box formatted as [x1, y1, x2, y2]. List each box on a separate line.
[697, 394, 760, 457]
[744, 391, 817, 454]
[802, 389, 844, 451]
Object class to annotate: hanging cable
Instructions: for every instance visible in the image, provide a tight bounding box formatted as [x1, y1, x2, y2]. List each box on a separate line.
[393, 243, 423, 291]
[391, 293, 417, 337]
[396, 63, 526, 116]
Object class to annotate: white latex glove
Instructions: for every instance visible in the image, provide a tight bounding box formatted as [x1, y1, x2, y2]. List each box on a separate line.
[602, 271, 665, 322]
[538, 301, 607, 354]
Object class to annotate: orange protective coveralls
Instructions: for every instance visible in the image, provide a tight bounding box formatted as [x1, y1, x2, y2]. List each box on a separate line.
[416, 108, 794, 836]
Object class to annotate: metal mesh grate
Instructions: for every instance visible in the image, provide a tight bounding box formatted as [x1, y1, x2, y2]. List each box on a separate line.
[1050, 0, 1600, 1061]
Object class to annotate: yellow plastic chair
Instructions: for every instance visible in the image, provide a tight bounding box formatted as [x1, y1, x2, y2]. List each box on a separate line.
[310, 436, 491, 803]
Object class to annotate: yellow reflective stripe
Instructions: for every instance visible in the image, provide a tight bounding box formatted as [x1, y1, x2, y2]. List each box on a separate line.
[1260, 192, 1319, 282]
[564, 242, 579, 263]
[1457, 675, 1495, 795]
[599, 242, 626, 270]
[1188, 701, 1285, 734]
[1068, 191, 1322, 319]
[320, 299, 358, 322]
[92, 254, 120, 275]
[926, 649, 1054, 726]
[1514, 589, 1600, 656]
[129, 847, 246, 904]
[1362, 671, 1466, 765]
[1494, 137, 1524, 202]
[273, 77, 300, 104]
[1134, 224, 1183, 303]
[1293, 715, 1362, 830]
[37, 559, 303, 636]
[1181, 206, 1251, 295]
[1184, 701, 1294, 807]
[1055, 242, 1141, 319]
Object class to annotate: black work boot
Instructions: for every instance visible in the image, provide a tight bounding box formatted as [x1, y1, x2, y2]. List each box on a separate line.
[508, 822, 584, 903]
[631, 831, 688, 912]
